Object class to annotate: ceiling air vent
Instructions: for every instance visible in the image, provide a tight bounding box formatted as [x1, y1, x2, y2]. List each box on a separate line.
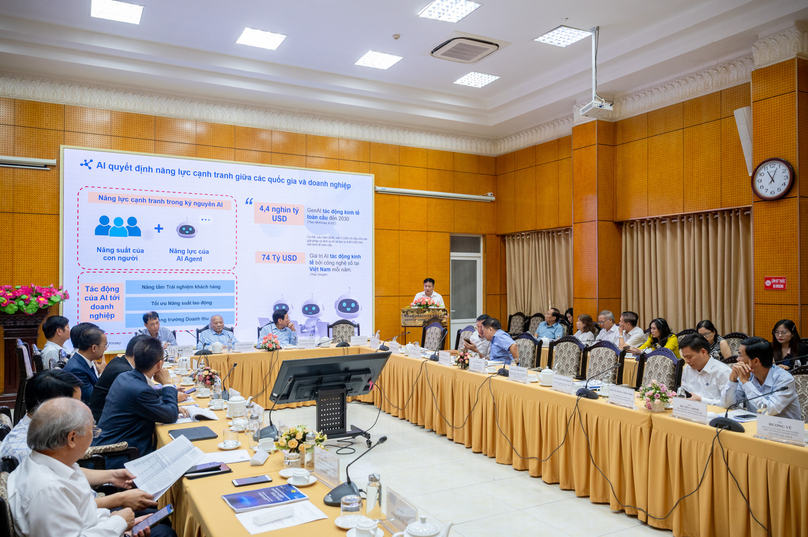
[431, 37, 499, 64]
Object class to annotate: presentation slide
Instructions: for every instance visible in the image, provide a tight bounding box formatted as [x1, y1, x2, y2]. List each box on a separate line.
[61, 147, 373, 350]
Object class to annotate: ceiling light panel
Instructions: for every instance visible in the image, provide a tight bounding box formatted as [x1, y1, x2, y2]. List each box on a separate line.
[418, 0, 481, 23]
[535, 25, 592, 47]
[355, 51, 403, 70]
[237, 28, 287, 50]
[90, 0, 143, 24]
[454, 72, 499, 88]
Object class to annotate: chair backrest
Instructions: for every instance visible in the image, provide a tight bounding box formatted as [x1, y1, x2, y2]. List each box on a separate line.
[421, 322, 447, 352]
[719, 355, 739, 366]
[514, 333, 542, 369]
[676, 329, 696, 348]
[637, 348, 680, 390]
[557, 318, 573, 336]
[328, 320, 360, 343]
[527, 314, 545, 335]
[790, 365, 808, 423]
[14, 345, 32, 425]
[16, 342, 33, 380]
[547, 336, 585, 378]
[583, 341, 623, 384]
[454, 325, 475, 350]
[722, 332, 748, 355]
[507, 313, 527, 336]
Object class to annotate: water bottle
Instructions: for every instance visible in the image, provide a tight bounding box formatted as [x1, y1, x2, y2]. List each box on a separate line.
[303, 432, 316, 471]
[212, 377, 223, 401]
[249, 410, 262, 444]
[364, 473, 382, 522]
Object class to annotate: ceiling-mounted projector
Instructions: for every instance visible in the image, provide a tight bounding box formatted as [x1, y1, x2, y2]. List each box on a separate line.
[580, 97, 613, 118]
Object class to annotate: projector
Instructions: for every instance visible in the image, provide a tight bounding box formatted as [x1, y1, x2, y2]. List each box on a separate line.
[580, 98, 614, 119]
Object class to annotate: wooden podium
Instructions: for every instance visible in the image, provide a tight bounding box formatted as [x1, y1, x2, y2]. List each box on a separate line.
[400, 307, 449, 328]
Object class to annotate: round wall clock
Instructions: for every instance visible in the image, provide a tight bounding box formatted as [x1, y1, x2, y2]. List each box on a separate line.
[751, 158, 794, 201]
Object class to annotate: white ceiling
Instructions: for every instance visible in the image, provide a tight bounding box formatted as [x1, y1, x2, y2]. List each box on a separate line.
[0, 0, 806, 140]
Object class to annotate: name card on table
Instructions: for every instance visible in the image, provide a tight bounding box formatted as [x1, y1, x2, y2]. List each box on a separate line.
[233, 342, 256, 353]
[388, 342, 400, 355]
[438, 351, 452, 367]
[608, 385, 637, 409]
[552, 375, 574, 395]
[755, 414, 806, 446]
[176, 345, 195, 358]
[671, 398, 708, 424]
[407, 346, 421, 359]
[469, 357, 486, 374]
[351, 336, 369, 346]
[509, 365, 529, 384]
[313, 448, 340, 488]
[297, 337, 317, 350]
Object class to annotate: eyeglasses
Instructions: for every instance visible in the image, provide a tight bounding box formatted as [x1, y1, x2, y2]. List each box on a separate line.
[773, 330, 791, 336]
[92, 426, 102, 438]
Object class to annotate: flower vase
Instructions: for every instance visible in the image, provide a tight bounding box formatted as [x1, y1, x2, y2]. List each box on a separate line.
[282, 451, 302, 469]
[650, 400, 666, 413]
[459, 362, 468, 370]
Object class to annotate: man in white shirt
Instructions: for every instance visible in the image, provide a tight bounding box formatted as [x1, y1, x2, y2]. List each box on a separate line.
[8, 397, 150, 537]
[413, 278, 444, 307]
[463, 314, 491, 357]
[595, 310, 620, 346]
[40, 315, 70, 369]
[617, 311, 646, 349]
[679, 334, 731, 406]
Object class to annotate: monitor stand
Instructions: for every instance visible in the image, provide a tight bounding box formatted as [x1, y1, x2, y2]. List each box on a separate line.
[316, 387, 371, 447]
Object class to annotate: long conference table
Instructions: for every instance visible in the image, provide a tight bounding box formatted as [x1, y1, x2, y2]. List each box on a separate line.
[155, 347, 806, 537]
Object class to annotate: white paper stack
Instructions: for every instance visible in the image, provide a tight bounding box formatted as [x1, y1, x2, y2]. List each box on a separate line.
[124, 435, 204, 499]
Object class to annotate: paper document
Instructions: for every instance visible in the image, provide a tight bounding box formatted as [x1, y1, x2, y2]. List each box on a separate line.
[124, 435, 204, 500]
[235, 501, 327, 534]
[197, 450, 251, 465]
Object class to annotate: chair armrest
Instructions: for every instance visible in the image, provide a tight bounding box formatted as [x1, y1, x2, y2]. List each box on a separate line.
[0, 408, 11, 422]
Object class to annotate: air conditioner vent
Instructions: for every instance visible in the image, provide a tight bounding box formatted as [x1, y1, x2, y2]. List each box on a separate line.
[431, 37, 499, 64]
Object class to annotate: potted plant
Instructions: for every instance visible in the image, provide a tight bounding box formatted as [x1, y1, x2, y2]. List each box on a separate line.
[1, 284, 69, 314]
[258, 333, 281, 351]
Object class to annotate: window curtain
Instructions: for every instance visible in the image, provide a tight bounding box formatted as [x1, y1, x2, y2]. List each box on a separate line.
[621, 209, 752, 335]
[505, 229, 573, 317]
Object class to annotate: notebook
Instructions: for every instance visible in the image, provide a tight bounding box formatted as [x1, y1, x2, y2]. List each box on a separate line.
[168, 425, 218, 442]
[222, 484, 308, 513]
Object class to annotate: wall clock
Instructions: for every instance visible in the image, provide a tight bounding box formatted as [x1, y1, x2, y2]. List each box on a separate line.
[752, 158, 794, 201]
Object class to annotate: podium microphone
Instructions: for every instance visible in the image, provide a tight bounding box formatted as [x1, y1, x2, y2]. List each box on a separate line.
[576, 364, 620, 400]
[709, 386, 788, 433]
[324, 436, 387, 506]
[219, 362, 238, 401]
[429, 330, 449, 361]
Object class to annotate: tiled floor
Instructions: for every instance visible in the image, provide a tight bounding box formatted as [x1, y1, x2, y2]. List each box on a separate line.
[274, 403, 673, 537]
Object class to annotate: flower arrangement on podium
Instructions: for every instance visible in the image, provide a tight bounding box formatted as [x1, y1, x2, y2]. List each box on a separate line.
[1, 284, 69, 314]
[258, 333, 281, 351]
[196, 366, 219, 387]
[410, 296, 437, 310]
[638, 380, 676, 412]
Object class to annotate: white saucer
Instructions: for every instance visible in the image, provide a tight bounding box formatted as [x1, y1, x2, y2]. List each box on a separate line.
[540, 382, 552, 387]
[347, 528, 383, 537]
[217, 441, 241, 450]
[278, 468, 296, 478]
[180, 382, 195, 386]
[196, 393, 210, 398]
[287, 476, 317, 487]
[527, 374, 539, 383]
[335, 515, 362, 530]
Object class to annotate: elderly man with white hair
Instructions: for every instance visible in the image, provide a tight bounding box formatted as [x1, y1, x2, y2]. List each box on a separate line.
[595, 310, 620, 346]
[8, 397, 151, 537]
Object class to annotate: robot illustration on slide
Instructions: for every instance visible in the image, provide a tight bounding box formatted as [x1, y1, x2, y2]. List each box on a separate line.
[334, 289, 361, 320]
[299, 294, 328, 338]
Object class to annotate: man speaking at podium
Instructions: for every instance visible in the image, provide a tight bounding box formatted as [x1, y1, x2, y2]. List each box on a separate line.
[413, 278, 444, 306]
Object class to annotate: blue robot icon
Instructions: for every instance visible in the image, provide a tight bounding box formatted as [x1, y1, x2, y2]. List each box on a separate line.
[300, 294, 327, 338]
[335, 289, 361, 320]
[273, 296, 292, 315]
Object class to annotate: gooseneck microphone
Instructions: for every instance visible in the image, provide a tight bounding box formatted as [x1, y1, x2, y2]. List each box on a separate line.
[576, 363, 620, 400]
[708, 385, 788, 433]
[379, 331, 410, 352]
[324, 436, 388, 506]
[258, 372, 292, 441]
[219, 362, 238, 401]
[429, 330, 449, 362]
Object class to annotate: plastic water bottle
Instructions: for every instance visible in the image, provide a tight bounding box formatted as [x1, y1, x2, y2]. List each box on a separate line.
[364, 473, 382, 522]
[212, 378, 223, 401]
[303, 432, 316, 471]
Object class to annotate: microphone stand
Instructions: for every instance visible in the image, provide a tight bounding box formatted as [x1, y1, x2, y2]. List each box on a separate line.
[709, 386, 788, 433]
[429, 329, 449, 361]
[378, 331, 410, 352]
[336, 336, 350, 348]
[324, 436, 388, 506]
[258, 372, 292, 441]
[219, 362, 238, 401]
[576, 364, 620, 400]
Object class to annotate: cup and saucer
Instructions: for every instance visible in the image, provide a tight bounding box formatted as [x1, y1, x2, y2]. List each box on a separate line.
[286, 469, 316, 487]
[346, 517, 383, 537]
[218, 441, 241, 450]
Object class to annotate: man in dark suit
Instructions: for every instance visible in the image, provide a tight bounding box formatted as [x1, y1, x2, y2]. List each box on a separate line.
[89, 334, 147, 422]
[63, 327, 107, 403]
[94, 337, 188, 467]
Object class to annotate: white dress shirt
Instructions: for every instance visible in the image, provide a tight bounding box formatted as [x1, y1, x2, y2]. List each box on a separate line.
[468, 331, 490, 357]
[41, 341, 65, 369]
[719, 365, 802, 419]
[9, 450, 128, 537]
[595, 324, 620, 346]
[573, 330, 595, 345]
[413, 291, 444, 306]
[77, 351, 100, 377]
[681, 357, 732, 406]
[619, 327, 646, 348]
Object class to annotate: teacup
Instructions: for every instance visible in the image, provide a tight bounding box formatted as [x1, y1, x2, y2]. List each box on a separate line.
[210, 399, 225, 410]
[258, 439, 274, 451]
[288, 469, 310, 485]
[199, 388, 210, 397]
[231, 417, 247, 431]
[181, 376, 193, 385]
[354, 517, 378, 537]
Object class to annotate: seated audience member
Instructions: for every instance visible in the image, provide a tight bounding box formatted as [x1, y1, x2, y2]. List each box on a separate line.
[197, 314, 238, 350]
[68, 322, 99, 357]
[463, 314, 491, 357]
[771, 319, 807, 370]
[630, 318, 681, 359]
[595, 310, 620, 346]
[137, 311, 177, 347]
[413, 277, 444, 306]
[573, 314, 597, 345]
[40, 315, 70, 369]
[482, 318, 519, 365]
[89, 334, 148, 422]
[8, 398, 152, 537]
[696, 320, 732, 359]
[617, 311, 645, 349]
[95, 338, 188, 466]
[679, 334, 731, 405]
[535, 308, 564, 340]
[565, 308, 574, 326]
[720, 337, 801, 419]
[64, 327, 107, 403]
[259, 309, 298, 346]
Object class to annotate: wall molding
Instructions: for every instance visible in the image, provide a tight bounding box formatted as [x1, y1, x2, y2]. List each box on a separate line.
[493, 116, 574, 155]
[752, 24, 808, 68]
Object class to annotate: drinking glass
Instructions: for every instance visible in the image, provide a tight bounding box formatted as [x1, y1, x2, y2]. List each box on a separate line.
[340, 494, 362, 518]
[223, 429, 239, 448]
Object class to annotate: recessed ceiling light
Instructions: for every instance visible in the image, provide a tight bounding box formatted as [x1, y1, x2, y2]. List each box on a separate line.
[90, 0, 143, 24]
[535, 25, 592, 47]
[355, 51, 403, 70]
[236, 28, 287, 51]
[454, 72, 499, 88]
[418, 0, 481, 23]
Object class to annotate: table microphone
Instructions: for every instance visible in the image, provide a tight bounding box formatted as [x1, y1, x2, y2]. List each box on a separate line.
[709, 386, 788, 433]
[429, 330, 449, 361]
[336, 337, 350, 348]
[219, 362, 238, 401]
[378, 331, 410, 352]
[576, 364, 620, 400]
[324, 436, 387, 506]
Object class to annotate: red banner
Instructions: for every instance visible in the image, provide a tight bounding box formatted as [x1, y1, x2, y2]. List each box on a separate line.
[764, 277, 786, 290]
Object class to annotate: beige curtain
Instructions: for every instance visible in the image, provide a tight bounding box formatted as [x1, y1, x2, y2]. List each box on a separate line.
[505, 229, 573, 316]
[621, 209, 752, 335]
